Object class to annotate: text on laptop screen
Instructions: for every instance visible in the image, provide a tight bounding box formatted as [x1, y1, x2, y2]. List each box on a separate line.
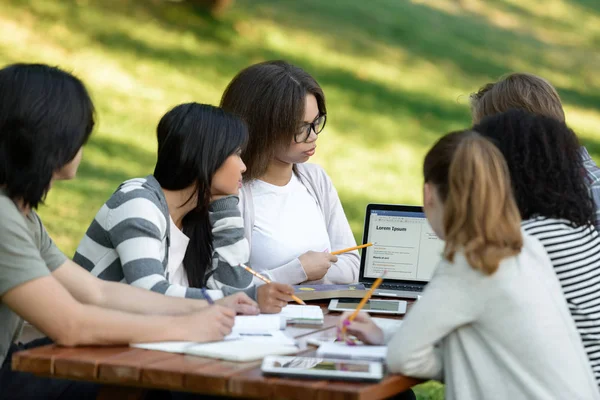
[364, 210, 444, 282]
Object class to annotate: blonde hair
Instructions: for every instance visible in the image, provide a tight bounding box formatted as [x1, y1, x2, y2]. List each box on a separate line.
[470, 73, 565, 124]
[423, 131, 523, 274]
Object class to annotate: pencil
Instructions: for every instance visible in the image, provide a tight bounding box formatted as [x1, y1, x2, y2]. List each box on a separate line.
[201, 287, 215, 305]
[341, 273, 385, 336]
[239, 264, 306, 306]
[331, 243, 373, 256]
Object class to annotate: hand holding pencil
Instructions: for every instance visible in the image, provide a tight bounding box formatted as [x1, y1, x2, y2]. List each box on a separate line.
[239, 263, 303, 314]
[339, 272, 386, 344]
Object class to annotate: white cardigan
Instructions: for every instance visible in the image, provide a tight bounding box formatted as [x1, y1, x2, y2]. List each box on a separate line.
[385, 233, 600, 400]
[238, 163, 360, 285]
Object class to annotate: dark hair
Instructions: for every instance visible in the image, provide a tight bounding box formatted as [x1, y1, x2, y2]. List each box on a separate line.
[0, 63, 95, 208]
[473, 109, 593, 226]
[153, 103, 247, 287]
[470, 73, 565, 124]
[424, 130, 522, 274]
[220, 60, 326, 180]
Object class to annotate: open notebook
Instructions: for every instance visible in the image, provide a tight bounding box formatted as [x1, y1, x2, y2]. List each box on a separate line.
[132, 314, 297, 360]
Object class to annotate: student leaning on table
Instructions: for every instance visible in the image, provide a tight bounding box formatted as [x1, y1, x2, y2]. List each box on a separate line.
[338, 131, 600, 400]
[0, 63, 257, 399]
[74, 102, 294, 314]
[220, 60, 359, 285]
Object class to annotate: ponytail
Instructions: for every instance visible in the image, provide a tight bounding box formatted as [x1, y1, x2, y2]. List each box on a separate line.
[424, 130, 522, 275]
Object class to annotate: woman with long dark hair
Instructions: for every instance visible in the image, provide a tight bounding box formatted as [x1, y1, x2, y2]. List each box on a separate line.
[75, 103, 293, 313]
[0, 64, 240, 399]
[221, 61, 359, 285]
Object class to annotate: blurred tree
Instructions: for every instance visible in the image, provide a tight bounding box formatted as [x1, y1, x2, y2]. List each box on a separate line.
[187, 0, 233, 15]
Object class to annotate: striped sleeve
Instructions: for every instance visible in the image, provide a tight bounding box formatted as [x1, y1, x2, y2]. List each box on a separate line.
[105, 189, 206, 299]
[522, 217, 600, 387]
[206, 196, 255, 297]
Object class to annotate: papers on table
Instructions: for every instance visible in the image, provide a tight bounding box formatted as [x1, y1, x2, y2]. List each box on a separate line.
[316, 342, 388, 362]
[232, 314, 285, 333]
[132, 341, 198, 353]
[279, 305, 324, 325]
[131, 314, 297, 358]
[186, 340, 298, 362]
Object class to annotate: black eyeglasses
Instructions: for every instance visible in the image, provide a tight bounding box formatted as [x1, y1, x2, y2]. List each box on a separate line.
[294, 114, 327, 143]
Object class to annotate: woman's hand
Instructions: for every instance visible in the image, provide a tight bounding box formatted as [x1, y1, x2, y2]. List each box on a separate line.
[216, 292, 259, 315]
[299, 251, 338, 281]
[177, 305, 236, 342]
[256, 282, 295, 314]
[337, 311, 385, 345]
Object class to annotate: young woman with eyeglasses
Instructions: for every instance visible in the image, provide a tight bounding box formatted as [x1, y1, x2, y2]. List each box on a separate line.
[220, 60, 360, 285]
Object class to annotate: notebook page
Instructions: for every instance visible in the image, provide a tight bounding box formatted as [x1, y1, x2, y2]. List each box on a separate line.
[279, 305, 324, 321]
[316, 342, 387, 361]
[232, 315, 285, 333]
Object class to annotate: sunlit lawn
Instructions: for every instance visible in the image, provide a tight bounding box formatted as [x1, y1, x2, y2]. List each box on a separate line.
[1, 0, 599, 398]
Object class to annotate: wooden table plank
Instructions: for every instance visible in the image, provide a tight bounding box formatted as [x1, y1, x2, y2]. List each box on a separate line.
[53, 347, 139, 380]
[184, 359, 262, 394]
[314, 375, 421, 400]
[230, 367, 330, 399]
[11, 344, 76, 376]
[140, 354, 213, 389]
[98, 348, 176, 383]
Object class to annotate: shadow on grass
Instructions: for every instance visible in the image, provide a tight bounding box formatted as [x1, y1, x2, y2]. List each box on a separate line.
[242, 0, 599, 112]
[567, 0, 600, 14]
[12, 0, 599, 138]
[60, 16, 474, 147]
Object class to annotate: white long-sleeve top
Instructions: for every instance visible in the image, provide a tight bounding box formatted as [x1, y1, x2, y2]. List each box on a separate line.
[385, 232, 600, 400]
[239, 163, 359, 285]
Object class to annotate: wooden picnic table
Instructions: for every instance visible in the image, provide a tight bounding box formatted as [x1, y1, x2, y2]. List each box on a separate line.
[12, 303, 421, 400]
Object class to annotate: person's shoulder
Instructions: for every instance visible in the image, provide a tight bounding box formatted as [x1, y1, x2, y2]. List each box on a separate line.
[0, 192, 35, 238]
[0, 192, 28, 224]
[296, 163, 332, 185]
[518, 232, 549, 258]
[296, 162, 328, 176]
[106, 176, 164, 209]
[522, 216, 581, 236]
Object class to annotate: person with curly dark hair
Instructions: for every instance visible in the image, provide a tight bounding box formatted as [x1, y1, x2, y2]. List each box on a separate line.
[474, 109, 600, 388]
[469, 72, 600, 231]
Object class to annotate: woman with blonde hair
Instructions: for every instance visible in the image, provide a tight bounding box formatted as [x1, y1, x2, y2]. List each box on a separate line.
[338, 131, 598, 399]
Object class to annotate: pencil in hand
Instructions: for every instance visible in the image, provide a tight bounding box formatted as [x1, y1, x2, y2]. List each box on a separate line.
[238, 264, 306, 306]
[331, 243, 373, 256]
[341, 272, 385, 341]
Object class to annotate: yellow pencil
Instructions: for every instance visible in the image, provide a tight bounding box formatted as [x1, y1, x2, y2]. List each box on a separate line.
[341, 273, 385, 336]
[331, 243, 373, 256]
[239, 264, 306, 305]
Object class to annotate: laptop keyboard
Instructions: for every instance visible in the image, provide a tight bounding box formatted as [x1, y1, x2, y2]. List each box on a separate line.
[367, 282, 424, 292]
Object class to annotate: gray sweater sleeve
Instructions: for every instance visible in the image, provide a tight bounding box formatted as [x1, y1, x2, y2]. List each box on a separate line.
[103, 192, 207, 299]
[205, 196, 256, 298]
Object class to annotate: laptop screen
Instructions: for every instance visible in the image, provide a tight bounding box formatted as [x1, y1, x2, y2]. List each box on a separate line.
[361, 206, 444, 283]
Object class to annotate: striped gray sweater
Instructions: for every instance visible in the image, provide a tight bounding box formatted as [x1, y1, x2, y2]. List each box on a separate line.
[73, 176, 255, 299]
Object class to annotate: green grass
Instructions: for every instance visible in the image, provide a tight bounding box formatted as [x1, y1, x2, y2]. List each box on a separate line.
[1, 1, 599, 398]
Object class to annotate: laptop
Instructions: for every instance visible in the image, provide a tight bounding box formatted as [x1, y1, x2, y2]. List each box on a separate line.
[358, 204, 445, 299]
